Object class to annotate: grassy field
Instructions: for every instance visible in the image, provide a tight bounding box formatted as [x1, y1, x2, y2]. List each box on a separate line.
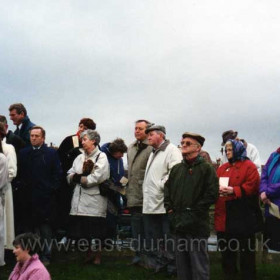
[1, 249, 280, 280]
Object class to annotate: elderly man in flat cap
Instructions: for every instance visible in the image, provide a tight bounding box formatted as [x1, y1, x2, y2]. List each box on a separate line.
[220, 130, 261, 174]
[142, 124, 182, 272]
[164, 132, 219, 280]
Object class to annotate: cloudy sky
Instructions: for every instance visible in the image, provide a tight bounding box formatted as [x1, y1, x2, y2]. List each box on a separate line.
[1, 0, 279, 163]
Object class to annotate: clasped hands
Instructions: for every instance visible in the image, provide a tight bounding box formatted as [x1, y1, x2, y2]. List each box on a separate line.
[219, 185, 234, 196]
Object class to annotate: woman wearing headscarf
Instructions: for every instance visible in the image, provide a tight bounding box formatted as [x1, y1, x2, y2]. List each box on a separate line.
[0, 138, 9, 266]
[260, 147, 280, 251]
[214, 140, 260, 280]
[67, 130, 110, 265]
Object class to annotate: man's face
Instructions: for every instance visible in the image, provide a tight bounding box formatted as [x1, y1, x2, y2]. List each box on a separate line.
[180, 137, 200, 157]
[9, 109, 25, 126]
[147, 131, 163, 148]
[134, 122, 147, 141]
[30, 129, 45, 147]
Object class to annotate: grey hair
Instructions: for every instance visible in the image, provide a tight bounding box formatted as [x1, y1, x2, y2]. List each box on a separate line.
[81, 129, 100, 145]
[154, 130, 166, 140]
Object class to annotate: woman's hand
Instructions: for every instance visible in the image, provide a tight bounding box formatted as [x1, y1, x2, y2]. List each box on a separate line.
[260, 192, 271, 205]
[219, 186, 234, 195]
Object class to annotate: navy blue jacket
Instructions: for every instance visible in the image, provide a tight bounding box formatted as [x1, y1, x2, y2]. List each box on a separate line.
[14, 115, 35, 146]
[100, 142, 125, 186]
[18, 144, 62, 222]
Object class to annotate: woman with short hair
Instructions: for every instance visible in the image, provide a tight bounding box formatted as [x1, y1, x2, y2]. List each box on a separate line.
[67, 129, 110, 264]
[9, 233, 51, 280]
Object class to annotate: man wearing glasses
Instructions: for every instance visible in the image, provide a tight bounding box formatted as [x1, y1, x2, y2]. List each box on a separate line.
[164, 132, 219, 280]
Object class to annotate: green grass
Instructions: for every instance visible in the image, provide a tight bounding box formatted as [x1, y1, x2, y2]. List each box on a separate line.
[1, 250, 280, 280]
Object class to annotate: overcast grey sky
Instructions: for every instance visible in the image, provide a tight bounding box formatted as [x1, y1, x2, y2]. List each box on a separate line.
[1, 0, 279, 163]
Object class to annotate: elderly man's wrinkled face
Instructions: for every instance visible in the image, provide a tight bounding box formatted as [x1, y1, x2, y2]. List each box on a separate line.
[180, 137, 200, 158]
[82, 135, 95, 153]
[147, 131, 163, 149]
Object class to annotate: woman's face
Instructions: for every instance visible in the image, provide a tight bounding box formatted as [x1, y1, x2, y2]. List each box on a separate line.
[13, 245, 30, 263]
[225, 143, 233, 160]
[82, 135, 95, 153]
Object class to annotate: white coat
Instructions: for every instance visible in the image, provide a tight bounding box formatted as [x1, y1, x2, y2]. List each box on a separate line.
[67, 147, 110, 218]
[142, 141, 182, 214]
[2, 141, 17, 250]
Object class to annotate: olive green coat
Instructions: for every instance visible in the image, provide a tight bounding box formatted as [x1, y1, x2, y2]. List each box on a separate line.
[164, 156, 219, 237]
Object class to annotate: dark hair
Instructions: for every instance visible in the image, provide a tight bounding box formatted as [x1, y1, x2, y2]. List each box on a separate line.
[0, 115, 7, 124]
[79, 118, 96, 130]
[9, 103, 27, 116]
[0, 139, 3, 154]
[13, 233, 40, 255]
[135, 119, 151, 125]
[30, 126, 46, 138]
[109, 138, 127, 154]
[0, 123, 6, 139]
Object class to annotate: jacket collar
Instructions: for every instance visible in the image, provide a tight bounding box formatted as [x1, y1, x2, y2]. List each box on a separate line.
[153, 140, 170, 153]
[82, 146, 100, 158]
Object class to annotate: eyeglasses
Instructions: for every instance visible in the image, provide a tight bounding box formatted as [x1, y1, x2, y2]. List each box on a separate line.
[180, 141, 198, 147]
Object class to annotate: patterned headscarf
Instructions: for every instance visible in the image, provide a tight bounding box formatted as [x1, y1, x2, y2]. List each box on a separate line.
[226, 139, 249, 163]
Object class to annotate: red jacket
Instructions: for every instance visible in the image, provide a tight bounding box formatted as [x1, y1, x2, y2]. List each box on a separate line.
[214, 160, 260, 232]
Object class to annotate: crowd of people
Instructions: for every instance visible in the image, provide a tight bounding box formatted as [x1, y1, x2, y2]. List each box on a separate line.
[0, 102, 279, 280]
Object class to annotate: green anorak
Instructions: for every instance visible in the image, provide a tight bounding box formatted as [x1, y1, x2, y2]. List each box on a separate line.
[164, 156, 219, 237]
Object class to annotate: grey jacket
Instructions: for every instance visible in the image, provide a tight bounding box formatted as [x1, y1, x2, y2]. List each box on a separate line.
[126, 139, 153, 208]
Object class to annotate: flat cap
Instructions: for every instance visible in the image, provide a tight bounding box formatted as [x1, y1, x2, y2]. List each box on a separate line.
[145, 124, 166, 134]
[222, 130, 238, 145]
[182, 132, 205, 147]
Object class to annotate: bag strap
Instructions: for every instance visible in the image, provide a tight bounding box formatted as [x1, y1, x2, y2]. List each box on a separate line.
[95, 152, 101, 163]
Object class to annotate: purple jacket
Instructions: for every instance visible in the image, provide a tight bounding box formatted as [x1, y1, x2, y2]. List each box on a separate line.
[9, 254, 51, 280]
[260, 149, 280, 217]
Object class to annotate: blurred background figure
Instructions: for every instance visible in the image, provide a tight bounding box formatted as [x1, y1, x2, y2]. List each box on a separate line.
[101, 138, 128, 243]
[260, 146, 280, 251]
[0, 141, 8, 266]
[57, 118, 96, 237]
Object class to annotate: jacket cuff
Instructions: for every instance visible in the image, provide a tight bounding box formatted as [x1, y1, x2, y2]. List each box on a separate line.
[233, 186, 242, 198]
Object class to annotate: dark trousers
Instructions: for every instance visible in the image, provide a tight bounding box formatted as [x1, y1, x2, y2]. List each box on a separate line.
[143, 214, 170, 252]
[175, 235, 209, 280]
[130, 207, 145, 255]
[217, 232, 256, 280]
